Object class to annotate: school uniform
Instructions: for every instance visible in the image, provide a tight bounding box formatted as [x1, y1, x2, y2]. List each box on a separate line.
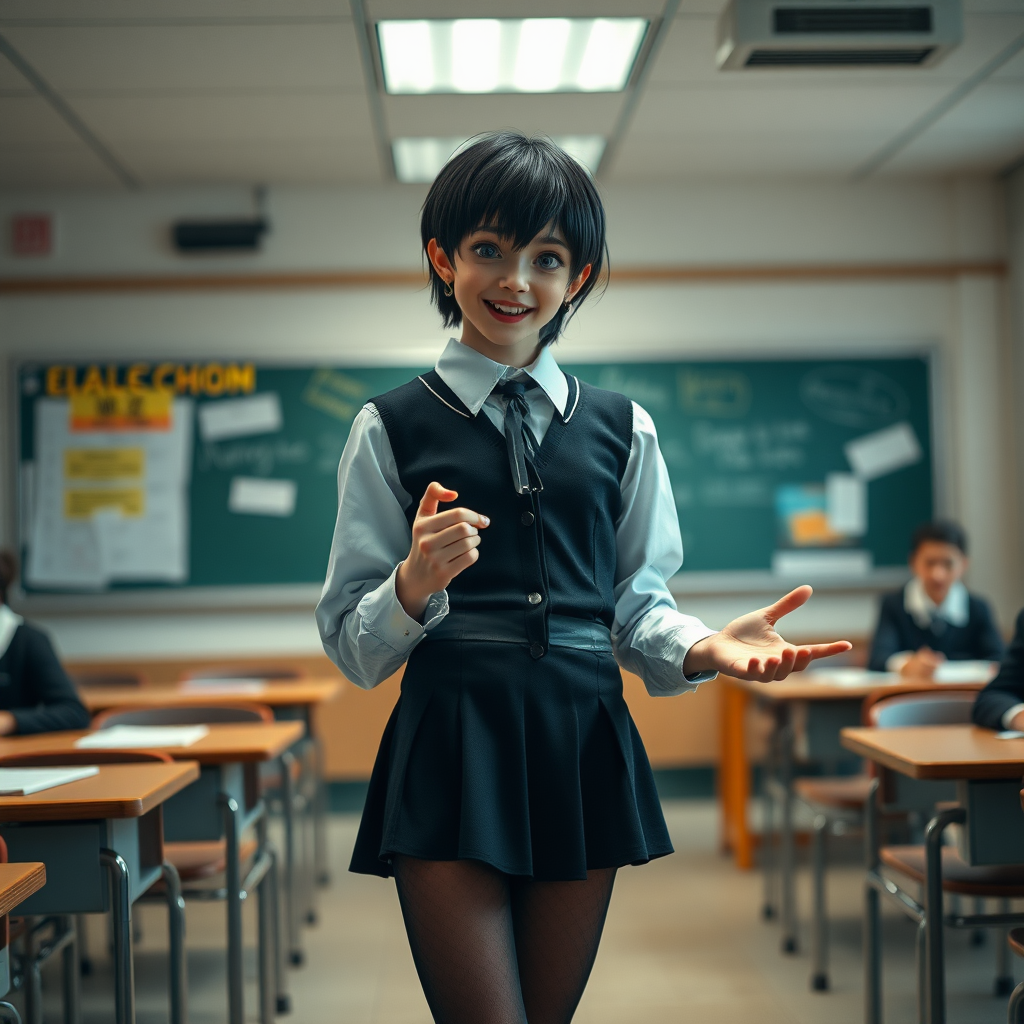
[317, 339, 715, 881]
[867, 578, 1004, 673]
[972, 609, 1024, 731]
[0, 604, 90, 734]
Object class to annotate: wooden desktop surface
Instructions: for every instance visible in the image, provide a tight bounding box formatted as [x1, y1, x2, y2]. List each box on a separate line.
[80, 678, 342, 712]
[841, 725, 1024, 780]
[0, 722, 304, 766]
[0, 861, 46, 917]
[0, 762, 199, 822]
[727, 671, 987, 702]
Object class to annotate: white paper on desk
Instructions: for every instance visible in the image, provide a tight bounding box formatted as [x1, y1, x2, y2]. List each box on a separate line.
[228, 476, 296, 517]
[180, 679, 267, 695]
[996, 731, 1024, 740]
[0, 766, 99, 795]
[844, 422, 921, 481]
[75, 725, 209, 749]
[803, 667, 896, 687]
[933, 660, 999, 684]
[198, 393, 282, 442]
[826, 473, 866, 536]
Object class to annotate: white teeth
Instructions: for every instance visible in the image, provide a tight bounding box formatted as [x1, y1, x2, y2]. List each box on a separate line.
[491, 302, 530, 315]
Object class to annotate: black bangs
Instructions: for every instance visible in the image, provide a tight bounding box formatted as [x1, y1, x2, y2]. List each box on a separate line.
[421, 131, 607, 347]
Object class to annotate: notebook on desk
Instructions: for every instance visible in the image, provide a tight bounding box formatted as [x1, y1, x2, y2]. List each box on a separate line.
[75, 725, 209, 749]
[0, 766, 100, 796]
[179, 679, 267, 695]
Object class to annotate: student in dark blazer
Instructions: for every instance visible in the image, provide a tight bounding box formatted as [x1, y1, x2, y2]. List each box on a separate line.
[868, 521, 1004, 674]
[973, 609, 1024, 731]
[0, 550, 90, 734]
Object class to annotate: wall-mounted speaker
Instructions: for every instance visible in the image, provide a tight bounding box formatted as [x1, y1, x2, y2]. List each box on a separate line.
[172, 218, 268, 252]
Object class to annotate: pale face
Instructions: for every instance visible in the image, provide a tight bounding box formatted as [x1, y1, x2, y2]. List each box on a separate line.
[909, 540, 967, 606]
[427, 224, 591, 368]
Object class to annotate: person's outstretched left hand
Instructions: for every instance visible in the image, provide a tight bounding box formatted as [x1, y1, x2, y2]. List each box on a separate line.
[682, 585, 852, 682]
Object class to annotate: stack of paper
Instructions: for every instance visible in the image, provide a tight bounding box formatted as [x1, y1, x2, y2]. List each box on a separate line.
[0, 766, 100, 796]
[180, 678, 266, 695]
[933, 661, 998, 684]
[74, 725, 209, 749]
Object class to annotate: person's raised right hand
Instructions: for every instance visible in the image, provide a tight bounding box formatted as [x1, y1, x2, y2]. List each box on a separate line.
[395, 481, 489, 622]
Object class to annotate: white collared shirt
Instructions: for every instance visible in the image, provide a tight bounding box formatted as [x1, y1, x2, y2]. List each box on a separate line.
[316, 338, 716, 696]
[0, 604, 23, 660]
[903, 577, 970, 630]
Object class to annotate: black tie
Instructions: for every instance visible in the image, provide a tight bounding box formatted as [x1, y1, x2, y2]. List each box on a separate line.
[493, 378, 543, 495]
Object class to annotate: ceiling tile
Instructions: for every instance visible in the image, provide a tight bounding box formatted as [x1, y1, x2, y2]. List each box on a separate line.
[73, 93, 374, 145]
[0, 93, 91, 144]
[366, 1, 664, 18]
[383, 92, 624, 138]
[0, 51, 33, 93]
[0, 1, 347, 23]
[3, 22, 364, 94]
[120, 140, 382, 185]
[0, 145, 123, 187]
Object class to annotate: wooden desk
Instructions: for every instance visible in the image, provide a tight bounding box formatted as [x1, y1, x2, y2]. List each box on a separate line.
[0, 725, 301, 1024]
[0, 763, 197, 1024]
[840, 724, 1024, 1024]
[79, 678, 341, 714]
[0, 860, 46, 1015]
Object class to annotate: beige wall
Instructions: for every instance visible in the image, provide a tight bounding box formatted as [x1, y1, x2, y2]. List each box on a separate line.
[1, 177, 1021, 664]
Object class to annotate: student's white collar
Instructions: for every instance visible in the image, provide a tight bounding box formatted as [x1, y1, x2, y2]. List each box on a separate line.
[434, 338, 570, 419]
[0, 604, 24, 660]
[904, 577, 969, 629]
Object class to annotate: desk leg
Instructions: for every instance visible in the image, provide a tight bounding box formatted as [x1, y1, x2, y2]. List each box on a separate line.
[864, 778, 882, 1024]
[160, 863, 186, 1024]
[778, 714, 797, 954]
[924, 807, 965, 1024]
[281, 751, 303, 966]
[219, 795, 244, 1024]
[99, 850, 134, 1024]
[718, 683, 753, 870]
[312, 734, 330, 887]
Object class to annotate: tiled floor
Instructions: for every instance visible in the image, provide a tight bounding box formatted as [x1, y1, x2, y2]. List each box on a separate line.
[24, 801, 1018, 1022]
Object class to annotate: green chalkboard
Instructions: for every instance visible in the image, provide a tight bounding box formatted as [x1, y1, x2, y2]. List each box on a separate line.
[15, 356, 932, 595]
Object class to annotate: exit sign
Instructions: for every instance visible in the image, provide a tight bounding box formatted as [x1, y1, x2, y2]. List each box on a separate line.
[10, 214, 54, 257]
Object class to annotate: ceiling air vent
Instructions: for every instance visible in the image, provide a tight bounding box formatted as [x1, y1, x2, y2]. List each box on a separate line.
[716, 0, 961, 69]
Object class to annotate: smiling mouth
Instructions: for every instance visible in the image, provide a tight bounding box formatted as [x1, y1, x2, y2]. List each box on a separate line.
[484, 299, 534, 323]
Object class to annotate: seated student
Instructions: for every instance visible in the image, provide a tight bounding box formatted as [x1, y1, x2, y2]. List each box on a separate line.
[973, 609, 1024, 730]
[868, 520, 1004, 674]
[0, 550, 90, 734]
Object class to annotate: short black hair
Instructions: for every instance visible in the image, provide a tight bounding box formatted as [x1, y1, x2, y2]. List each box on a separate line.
[910, 520, 968, 556]
[420, 131, 607, 347]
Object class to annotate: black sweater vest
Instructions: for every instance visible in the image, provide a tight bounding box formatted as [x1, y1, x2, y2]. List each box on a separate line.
[371, 371, 632, 655]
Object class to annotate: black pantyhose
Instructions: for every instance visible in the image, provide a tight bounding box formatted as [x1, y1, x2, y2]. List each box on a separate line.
[393, 855, 617, 1024]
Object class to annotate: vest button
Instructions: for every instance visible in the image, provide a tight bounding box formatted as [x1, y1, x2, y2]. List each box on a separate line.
[527, 592, 542, 605]
[520, 511, 535, 526]
[530, 642, 545, 659]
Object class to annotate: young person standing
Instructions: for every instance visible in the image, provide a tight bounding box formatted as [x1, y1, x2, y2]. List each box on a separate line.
[317, 132, 851, 1024]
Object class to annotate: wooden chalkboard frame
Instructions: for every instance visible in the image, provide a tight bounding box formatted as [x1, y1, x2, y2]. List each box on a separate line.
[6, 346, 940, 613]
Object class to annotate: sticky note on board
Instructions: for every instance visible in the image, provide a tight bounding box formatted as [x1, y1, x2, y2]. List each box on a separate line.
[198, 393, 283, 442]
[826, 473, 867, 536]
[844, 422, 921, 481]
[228, 477, 297, 517]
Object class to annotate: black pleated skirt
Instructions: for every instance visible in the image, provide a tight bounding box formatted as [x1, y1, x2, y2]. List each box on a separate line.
[349, 639, 673, 881]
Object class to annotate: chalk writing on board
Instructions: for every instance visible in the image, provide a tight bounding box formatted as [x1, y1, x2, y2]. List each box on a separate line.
[800, 366, 909, 429]
[678, 370, 751, 418]
[198, 439, 309, 476]
[690, 421, 810, 473]
[594, 368, 671, 410]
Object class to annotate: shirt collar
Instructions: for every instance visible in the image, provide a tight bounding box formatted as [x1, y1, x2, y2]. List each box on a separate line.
[434, 338, 569, 419]
[904, 577, 969, 629]
[0, 604, 23, 660]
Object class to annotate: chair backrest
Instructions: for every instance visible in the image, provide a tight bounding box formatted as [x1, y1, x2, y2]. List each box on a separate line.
[865, 688, 978, 728]
[92, 702, 274, 729]
[183, 665, 302, 681]
[71, 670, 145, 688]
[0, 750, 173, 767]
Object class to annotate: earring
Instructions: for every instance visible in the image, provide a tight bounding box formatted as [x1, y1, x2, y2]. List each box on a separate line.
[443, 280, 454, 297]
[564, 300, 574, 314]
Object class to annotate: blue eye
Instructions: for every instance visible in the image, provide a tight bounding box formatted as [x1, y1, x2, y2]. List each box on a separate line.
[537, 253, 563, 270]
[473, 243, 500, 259]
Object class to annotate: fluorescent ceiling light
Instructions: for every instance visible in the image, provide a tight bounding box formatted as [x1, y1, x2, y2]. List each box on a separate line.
[392, 136, 606, 184]
[377, 18, 648, 94]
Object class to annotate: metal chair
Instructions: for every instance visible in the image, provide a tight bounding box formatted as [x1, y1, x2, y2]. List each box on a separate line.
[795, 685, 977, 991]
[91, 704, 287, 1020]
[863, 689, 1024, 1024]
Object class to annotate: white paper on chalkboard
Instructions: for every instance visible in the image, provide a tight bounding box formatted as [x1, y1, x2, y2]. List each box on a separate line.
[844, 422, 921, 481]
[228, 477, 296, 517]
[198, 393, 282, 442]
[826, 473, 867, 536]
